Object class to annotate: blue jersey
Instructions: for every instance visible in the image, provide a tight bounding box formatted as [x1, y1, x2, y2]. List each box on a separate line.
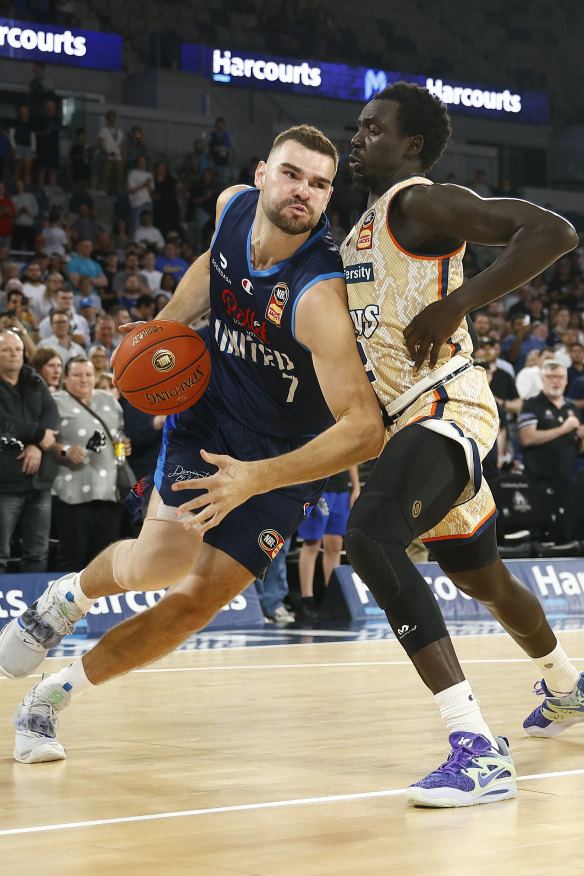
[207, 187, 345, 439]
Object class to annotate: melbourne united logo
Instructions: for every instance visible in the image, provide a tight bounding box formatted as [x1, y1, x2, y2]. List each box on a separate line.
[258, 528, 285, 559]
[152, 348, 175, 372]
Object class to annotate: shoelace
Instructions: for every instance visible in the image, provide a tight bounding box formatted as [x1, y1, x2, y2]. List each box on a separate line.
[435, 741, 483, 776]
[533, 679, 551, 697]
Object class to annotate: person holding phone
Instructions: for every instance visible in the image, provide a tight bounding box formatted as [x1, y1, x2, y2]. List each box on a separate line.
[500, 312, 546, 373]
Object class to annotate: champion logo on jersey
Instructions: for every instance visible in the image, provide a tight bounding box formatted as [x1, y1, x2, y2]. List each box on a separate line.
[258, 529, 285, 559]
[242, 278, 253, 294]
[356, 208, 375, 250]
[266, 282, 289, 327]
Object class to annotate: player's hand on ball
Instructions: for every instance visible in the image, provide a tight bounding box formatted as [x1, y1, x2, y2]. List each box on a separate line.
[172, 449, 256, 534]
[109, 321, 146, 371]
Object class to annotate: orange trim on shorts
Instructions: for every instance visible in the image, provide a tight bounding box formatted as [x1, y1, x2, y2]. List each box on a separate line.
[404, 391, 442, 427]
[420, 504, 497, 543]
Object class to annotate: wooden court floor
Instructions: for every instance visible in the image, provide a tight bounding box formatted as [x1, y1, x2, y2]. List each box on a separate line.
[1, 627, 584, 875]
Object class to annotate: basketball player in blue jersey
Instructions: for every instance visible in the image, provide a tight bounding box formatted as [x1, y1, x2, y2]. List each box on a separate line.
[0, 126, 383, 763]
[342, 81, 582, 807]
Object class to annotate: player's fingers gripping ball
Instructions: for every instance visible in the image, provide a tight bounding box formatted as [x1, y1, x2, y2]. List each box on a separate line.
[113, 319, 210, 414]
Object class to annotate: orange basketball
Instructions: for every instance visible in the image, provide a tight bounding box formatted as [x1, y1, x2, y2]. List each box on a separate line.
[114, 320, 211, 414]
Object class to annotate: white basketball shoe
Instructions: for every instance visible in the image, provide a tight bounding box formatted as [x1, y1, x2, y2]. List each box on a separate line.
[0, 573, 87, 678]
[12, 679, 71, 763]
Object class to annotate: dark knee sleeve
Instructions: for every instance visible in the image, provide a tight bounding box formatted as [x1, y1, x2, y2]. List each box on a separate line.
[345, 525, 448, 657]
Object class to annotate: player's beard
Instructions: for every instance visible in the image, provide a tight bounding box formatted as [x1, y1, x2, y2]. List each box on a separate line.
[263, 196, 317, 235]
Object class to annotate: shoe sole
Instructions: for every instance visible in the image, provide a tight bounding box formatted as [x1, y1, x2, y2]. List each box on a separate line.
[14, 742, 66, 764]
[524, 716, 584, 737]
[406, 784, 517, 808]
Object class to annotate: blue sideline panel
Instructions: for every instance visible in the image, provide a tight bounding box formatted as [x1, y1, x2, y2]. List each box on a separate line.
[321, 559, 584, 622]
[0, 574, 265, 637]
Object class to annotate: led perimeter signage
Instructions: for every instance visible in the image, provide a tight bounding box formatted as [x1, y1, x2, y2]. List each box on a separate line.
[0, 18, 122, 70]
[181, 44, 548, 125]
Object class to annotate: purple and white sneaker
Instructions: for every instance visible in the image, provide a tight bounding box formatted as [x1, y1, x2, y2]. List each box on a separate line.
[406, 732, 517, 808]
[523, 672, 584, 737]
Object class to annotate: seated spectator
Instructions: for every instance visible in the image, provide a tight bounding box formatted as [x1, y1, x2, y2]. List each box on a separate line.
[92, 230, 116, 269]
[567, 341, 584, 393]
[141, 249, 162, 293]
[39, 287, 90, 346]
[531, 320, 550, 346]
[471, 311, 492, 343]
[67, 238, 108, 294]
[37, 309, 86, 364]
[112, 215, 131, 257]
[117, 275, 143, 314]
[479, 339, 522, 415]
[88, 343, 109, 383]
[237, 155, 260, 187]
[154, 291, 171, 313]
[0, 328, 59, 573]
[31, 346, 63, 392]
[42, 207, 69, 257]
[500, 314, 547, 373]
[95, 370, 119, 399]
[0, 181, 15, 248]
[92, 314, 119, 357]
[77, 274, 102, 312]
[160, 271, 177, 297]
[518, 360, 584, 540]
[11, 179, 39, 251]
[506, 284, 533, 320]
[113, 249, 149, 294]
[551, 328, 576, 370]
[109, 305, 131, 346]
[132, 293, 156, 322]
[155, 240, 189, 283]
[133, 210, 165, 251]
[493, 175, 520, 197]
[127, 154, 153, 232]
[516, 348, 555, 399]
[69, 203, 101, 245]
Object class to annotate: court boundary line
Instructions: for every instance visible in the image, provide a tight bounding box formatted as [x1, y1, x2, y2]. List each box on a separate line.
[1, 767, 584, 837]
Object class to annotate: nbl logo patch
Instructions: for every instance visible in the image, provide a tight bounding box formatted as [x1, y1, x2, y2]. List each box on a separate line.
[357, 209, 375, 250]
[266, 282, 289, 326]
[258, 529, 285, 559]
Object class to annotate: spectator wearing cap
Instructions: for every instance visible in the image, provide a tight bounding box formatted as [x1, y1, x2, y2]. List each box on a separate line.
[39, 287, 90, 347]
[37, 309, 86, 364]
[67, 239, 108, 294]
[155, 240, 189, 282]
[11, 179, 39, 251]
[77, 294, 98, 338]
[0, 181, 15, 248]
[77, 274, 102, 313]
[133, 210, 164, 251]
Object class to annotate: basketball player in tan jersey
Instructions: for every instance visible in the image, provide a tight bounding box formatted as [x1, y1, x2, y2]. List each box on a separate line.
[343, 82, 583, 807]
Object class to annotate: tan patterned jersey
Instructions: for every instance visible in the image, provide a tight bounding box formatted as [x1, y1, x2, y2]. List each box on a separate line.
[342, 175, 498, 543]
[342, 175, 473, 407]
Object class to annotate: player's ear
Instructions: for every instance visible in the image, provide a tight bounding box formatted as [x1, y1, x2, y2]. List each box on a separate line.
[406, 135, 423, 158]
[254, 160, 267, 189]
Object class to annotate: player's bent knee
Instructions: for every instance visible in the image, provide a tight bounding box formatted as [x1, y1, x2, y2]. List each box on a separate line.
[112, 522, 198, 591]
[344, 526, 403, 608]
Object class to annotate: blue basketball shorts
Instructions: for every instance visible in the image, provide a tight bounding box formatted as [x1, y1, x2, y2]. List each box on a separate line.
[153, 390, 326, 578]
[297, 490, 351, 540]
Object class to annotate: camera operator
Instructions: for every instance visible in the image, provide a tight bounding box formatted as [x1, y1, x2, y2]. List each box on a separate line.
[0, 329, 59, 572]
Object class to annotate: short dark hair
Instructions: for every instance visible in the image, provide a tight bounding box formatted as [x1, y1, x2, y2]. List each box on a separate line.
[375, 81, 452, 172]
[135, 294, 154, 309]
[65, 355, 90, 375]
[270, 125, 338, 175]
[31, 347, 62, 372]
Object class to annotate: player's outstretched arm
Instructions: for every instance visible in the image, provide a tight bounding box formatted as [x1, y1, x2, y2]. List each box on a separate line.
[173, 277, 384, 533]
[402, 185, 579, 369]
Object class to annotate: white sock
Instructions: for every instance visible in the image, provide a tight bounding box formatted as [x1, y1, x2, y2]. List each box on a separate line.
[68, 571, 96, 612]
[434, 680, 497, 748]
[532, 643, 580, 696]
[41, 658, 94, 699]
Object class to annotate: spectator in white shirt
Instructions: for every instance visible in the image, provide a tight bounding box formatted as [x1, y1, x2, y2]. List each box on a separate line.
[37, 309, 86, 364]
[133, 210, 164, 252]
[42, 207, 69, 257]
[127, 155, 153, 232]
[97, 110, 126, 194]
[11, 179, 39, 251]
[141, 249, 163, 293]
[516, 348, 556, 399]
[39, 288, 90, 347]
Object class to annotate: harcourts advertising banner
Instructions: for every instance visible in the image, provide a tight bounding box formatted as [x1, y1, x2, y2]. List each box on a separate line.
[0, 18, 122, 70]
[181, 44, 548, 125]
